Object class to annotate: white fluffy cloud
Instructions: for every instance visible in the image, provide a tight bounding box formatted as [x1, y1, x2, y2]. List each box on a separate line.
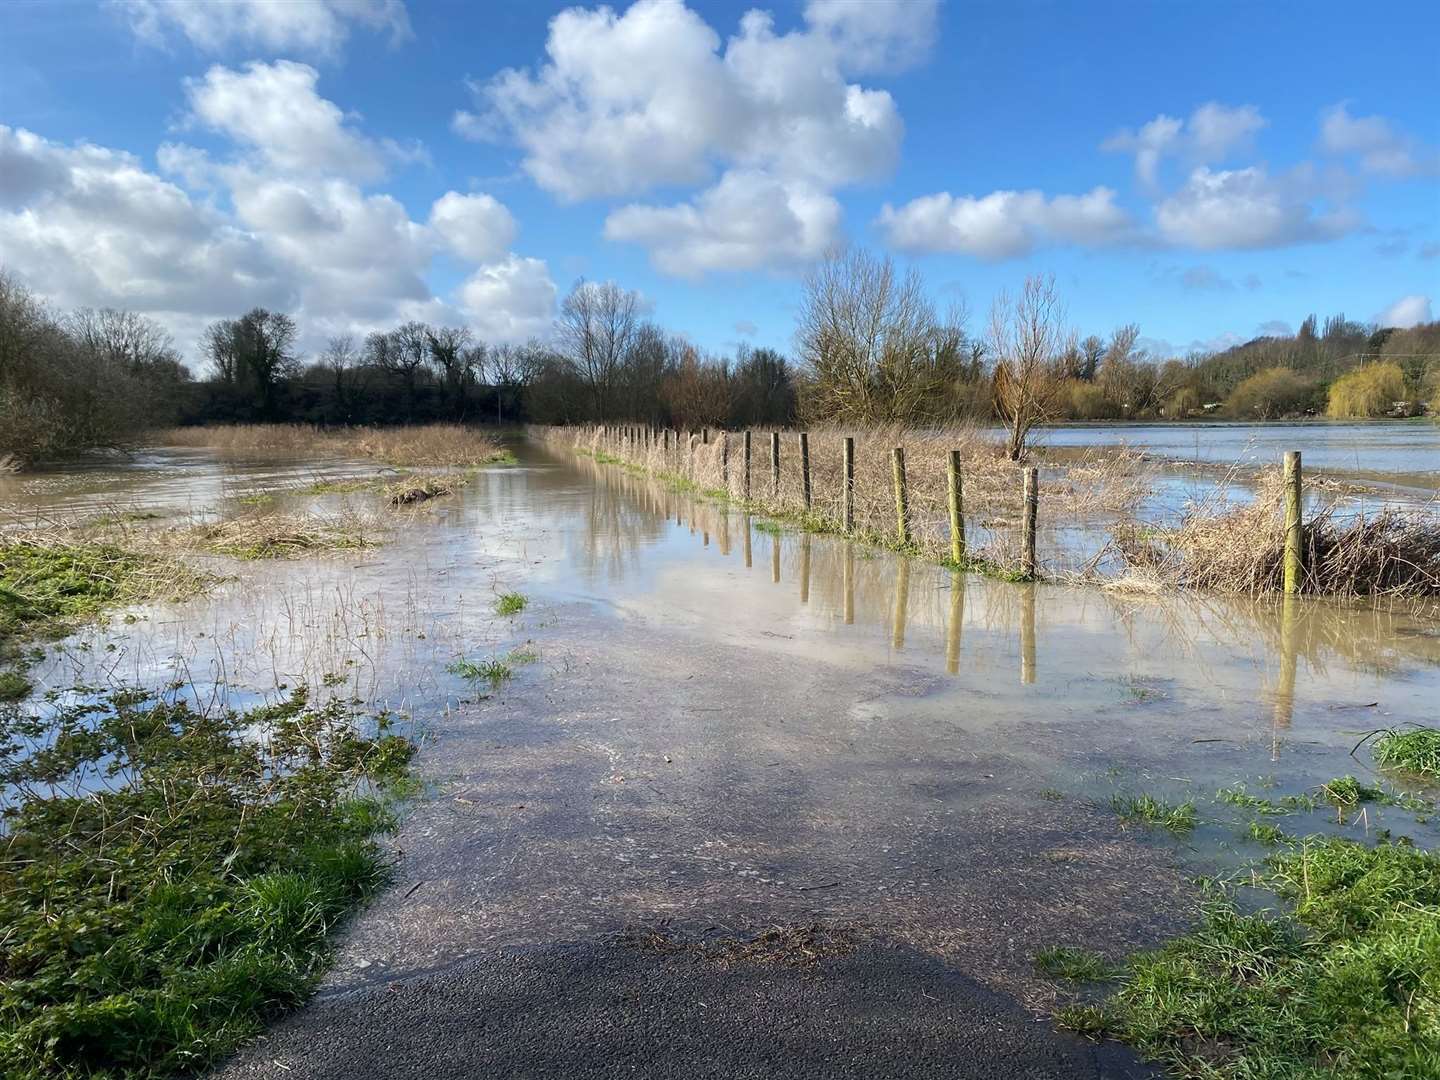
[185, 61, 393, 181]
[0, 125, 291, 321]
[458, 0, 932, 276]
[113, 0, 410, 56]
[458, 256, 558, 342]
[1320, 103, 1434, 178]
[605, 170, 840, 276]
[461, 0, 922, 201]
[1154, 165, 1355, 250]
[878, 186, 1132, 258]
[1376, 294, 1432, 329]
[1103, 102, 1266, 185]
[1, 61, 555, 356]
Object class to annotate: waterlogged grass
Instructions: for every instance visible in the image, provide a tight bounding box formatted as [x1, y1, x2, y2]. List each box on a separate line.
[185, 513, 379, 560]
[1110, 792, 1198, 835]
[1055, 837, 1440, 1078]
[0, 687, 414, 1078]
[447, 645, 538, 686]
[1, 537, 208, 638]
[1033, 947, 1116, 983]
[1373, 727, 1440, 778]
[494, 592, 527, 616]
[384, 473, 466, 506]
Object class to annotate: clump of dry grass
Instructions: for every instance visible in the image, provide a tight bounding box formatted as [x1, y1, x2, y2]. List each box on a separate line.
[179, 510, 381, 560]
[1112, 479, 1440, 597]
[384, 473, 466, 506]
[154, 424, 513, 468]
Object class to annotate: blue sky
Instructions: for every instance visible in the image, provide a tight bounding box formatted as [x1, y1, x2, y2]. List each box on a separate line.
[2, 0, 1437, 365]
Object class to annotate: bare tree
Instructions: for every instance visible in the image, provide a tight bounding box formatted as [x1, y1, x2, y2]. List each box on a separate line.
[319, 334, 359, 422]
[989, 274, 1068, 461]
[67, 308, 180, 375]
[795, 247, 946, 423]
[557, 279, 639, 420]
[204, 308, 298, 417]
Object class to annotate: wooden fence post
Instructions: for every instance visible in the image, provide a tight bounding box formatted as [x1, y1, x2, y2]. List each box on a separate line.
[770, 431, 781, 498]
[743, 431, 752, 500]
[799, 432, 812, 512]
[1022, 467, 1038, 580]
[843, 436, 855, 532]
[1283, 451, 1303, 595]
[721, 431, 730, 490]
[702, 427, 709, 445]
[892, 447, 910, 546]
[947, 449, 966, 564]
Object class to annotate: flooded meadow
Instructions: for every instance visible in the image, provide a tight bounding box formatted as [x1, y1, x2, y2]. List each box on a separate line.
[3, 427, 1439, 1076]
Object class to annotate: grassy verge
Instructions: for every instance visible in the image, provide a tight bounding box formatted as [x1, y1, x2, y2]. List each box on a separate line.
[0, 687, 415, 1078]
[572, 447, 1034, 582]
[1055, 837, 1440, 1078]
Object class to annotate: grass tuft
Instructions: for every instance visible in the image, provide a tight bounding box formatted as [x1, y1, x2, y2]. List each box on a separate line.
[384, 473, 466, 506]
[494, 592, 528, 616]
[183, 512, 379, 560]
[1373, 727, 1440, 777]
[1110, 792, 1197, 835]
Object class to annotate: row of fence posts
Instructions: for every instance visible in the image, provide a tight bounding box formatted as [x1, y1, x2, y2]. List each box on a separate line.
[591, 425, 1308, 594]
[593, 424, 1042, 579]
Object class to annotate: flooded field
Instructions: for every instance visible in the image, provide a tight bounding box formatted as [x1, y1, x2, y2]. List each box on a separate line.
[1034, 419, 1440, 494]
[5, 436, 1439, 1074]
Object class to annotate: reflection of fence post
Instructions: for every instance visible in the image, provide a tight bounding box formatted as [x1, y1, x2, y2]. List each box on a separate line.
[948, 450, 966, 564]
[1022, 467, 1038, 580]
[770, 431, 781, 498]
[799, 432, 812, 512]
[843, 547, 854, 624]
[892, 447, 910, 547]
[743, 431, 752, 501]
[946, 571, 963, 675]
[1020, 583, 1036, 685]
[843, 437, 855, 532]
[891, 557, 910, 649]
[1283, 451, 1303, 595]
[800, 535, 811, 604]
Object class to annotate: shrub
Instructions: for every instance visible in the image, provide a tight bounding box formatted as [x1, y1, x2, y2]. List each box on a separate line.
[1226, 367, 1316, 418]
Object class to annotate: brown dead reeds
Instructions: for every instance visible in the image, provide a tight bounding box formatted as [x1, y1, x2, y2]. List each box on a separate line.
[154, 424, 512, 468]
[1114, 489, 1440, 598]
[384, 473, 465, 506]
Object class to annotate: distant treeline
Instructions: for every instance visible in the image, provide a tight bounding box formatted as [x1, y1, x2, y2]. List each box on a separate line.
[2, 255, 1437, 467]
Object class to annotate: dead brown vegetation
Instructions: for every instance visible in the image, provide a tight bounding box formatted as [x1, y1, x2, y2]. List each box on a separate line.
[153, 424, 510, 467]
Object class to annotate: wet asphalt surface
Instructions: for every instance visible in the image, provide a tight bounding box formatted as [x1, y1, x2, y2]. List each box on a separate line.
[213, 452, 1192, 1078]
[223, 938, 1153, 1079]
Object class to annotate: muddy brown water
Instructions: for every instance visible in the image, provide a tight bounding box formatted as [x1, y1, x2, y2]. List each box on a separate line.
[5, 439, 1440, 1064]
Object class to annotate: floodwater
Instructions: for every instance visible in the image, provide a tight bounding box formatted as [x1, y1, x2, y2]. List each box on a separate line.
[5, 438, 1440, 1005]
[1033, 419, 1440, 493]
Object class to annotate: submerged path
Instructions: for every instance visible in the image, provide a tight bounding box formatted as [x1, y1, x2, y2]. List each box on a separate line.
[204, 442, 1439, 1077]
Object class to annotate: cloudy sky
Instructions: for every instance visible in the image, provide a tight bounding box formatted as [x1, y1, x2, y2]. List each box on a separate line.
[2, 0, 1437, 365]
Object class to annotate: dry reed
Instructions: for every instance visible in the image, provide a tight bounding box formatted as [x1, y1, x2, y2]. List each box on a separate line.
[385, 473, 465, 506]
[178, 510, 382, 559]
[154, 424, 511, 467]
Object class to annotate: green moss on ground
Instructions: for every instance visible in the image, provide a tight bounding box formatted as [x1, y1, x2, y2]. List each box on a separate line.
[0, 687, 414, 1078]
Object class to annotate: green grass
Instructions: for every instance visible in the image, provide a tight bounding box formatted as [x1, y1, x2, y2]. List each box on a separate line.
[1373, 727, 1440, 777]
[0, 538, 211, 659]
[1245, 820, 1290, 846]
[1110, 792, 1198, 835]
[1216, 782, 1317, 815]
[1034, 947, 1115, 982]
[494, 592, 528, 616]
[0, 687, 413, 1078]
[447, 656, 513, 684]
[1055, 837, 1440, 1078]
